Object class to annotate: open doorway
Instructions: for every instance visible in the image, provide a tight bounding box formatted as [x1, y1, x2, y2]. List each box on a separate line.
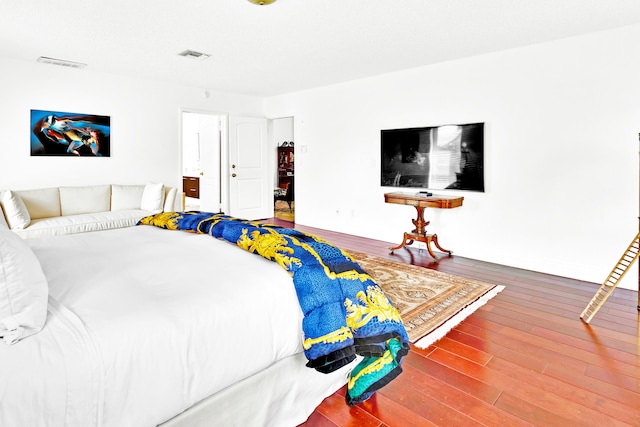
[272, 117, 294, 222]
[181, 111, 225, 212]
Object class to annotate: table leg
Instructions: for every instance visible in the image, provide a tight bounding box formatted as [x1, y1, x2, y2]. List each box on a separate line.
[431, 234, 453, 256]
[424, 235, 439, 260]
[389, 205, 454, 260]
[389, 232, 412, 253]
[389, 232, 453, 260]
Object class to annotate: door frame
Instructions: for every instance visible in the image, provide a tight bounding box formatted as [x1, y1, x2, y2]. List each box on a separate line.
[179, 108, 228, 212]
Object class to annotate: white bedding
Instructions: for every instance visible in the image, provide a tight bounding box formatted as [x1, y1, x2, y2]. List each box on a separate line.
[0, 225, 308, 426]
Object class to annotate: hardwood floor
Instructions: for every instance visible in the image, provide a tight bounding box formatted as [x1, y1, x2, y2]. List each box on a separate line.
[265, 219, 640, 427]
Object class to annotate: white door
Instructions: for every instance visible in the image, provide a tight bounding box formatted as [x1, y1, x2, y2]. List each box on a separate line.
[198, 114, 222, 212]
[228, 115, 272, 219]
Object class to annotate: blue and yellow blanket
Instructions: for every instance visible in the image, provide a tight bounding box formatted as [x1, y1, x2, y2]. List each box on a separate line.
[138, 212, 410, 405]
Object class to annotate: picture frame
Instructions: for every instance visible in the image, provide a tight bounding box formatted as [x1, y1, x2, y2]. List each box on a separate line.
[30, 109, 111, 157]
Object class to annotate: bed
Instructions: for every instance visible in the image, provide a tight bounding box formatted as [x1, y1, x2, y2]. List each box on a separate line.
[0, 214, 408, 426]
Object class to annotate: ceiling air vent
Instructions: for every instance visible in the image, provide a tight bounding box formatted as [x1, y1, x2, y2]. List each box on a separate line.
[37, 56, 87, 69]
[178, 50, 211, 60]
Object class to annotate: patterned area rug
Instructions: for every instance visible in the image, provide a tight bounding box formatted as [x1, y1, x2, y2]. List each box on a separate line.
[274, 201, 294, 222]
[350, 251, 504, 349]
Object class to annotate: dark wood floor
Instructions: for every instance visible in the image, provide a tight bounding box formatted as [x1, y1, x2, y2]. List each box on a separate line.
[266, 219, 640, 427]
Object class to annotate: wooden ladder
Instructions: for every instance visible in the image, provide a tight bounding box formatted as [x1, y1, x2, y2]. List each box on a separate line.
[580, 232, 640, 323]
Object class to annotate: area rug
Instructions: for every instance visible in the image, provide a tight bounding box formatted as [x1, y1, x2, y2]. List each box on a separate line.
[274, 201, 294, 222]
[349, 251, 504, 349]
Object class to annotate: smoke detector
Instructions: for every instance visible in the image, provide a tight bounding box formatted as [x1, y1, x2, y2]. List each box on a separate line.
[37, 56, 87, 69]
[178, 50, 211, 61]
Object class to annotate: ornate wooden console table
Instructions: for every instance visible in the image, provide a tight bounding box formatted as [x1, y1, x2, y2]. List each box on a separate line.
[384, 192, 464, 260]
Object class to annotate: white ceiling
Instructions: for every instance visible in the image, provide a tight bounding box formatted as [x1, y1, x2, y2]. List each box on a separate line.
[2, 0, 640, 97]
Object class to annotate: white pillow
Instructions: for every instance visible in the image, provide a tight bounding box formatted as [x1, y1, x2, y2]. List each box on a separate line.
[111, 184, 145, 211]
[0, 227, 48, 344]
[0, 191, 31, 230]
[15, 188, 61, 219]
[141, 182, 164, 213]
[59, 185, 111, 216]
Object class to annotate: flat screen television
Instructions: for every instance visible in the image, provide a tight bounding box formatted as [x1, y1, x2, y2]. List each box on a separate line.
[381, 122, 484, 192]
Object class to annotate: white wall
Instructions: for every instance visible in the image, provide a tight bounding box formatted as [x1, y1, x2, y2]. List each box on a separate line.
[272, 117, 294, 146]
[0, 57, 264, 199]
[266, 24, 640, 290]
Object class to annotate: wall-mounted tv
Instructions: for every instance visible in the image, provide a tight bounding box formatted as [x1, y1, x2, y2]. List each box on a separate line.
[381, 122, 484, 192]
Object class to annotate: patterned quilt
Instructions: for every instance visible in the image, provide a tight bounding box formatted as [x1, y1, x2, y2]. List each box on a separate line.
[138, 212, 410, 405]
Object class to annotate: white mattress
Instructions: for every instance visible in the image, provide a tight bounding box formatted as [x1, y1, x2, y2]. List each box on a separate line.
[0, 226, 306, 426]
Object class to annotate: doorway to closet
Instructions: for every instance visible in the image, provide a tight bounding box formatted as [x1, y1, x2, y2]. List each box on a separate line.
[272, 117, 294, 222]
